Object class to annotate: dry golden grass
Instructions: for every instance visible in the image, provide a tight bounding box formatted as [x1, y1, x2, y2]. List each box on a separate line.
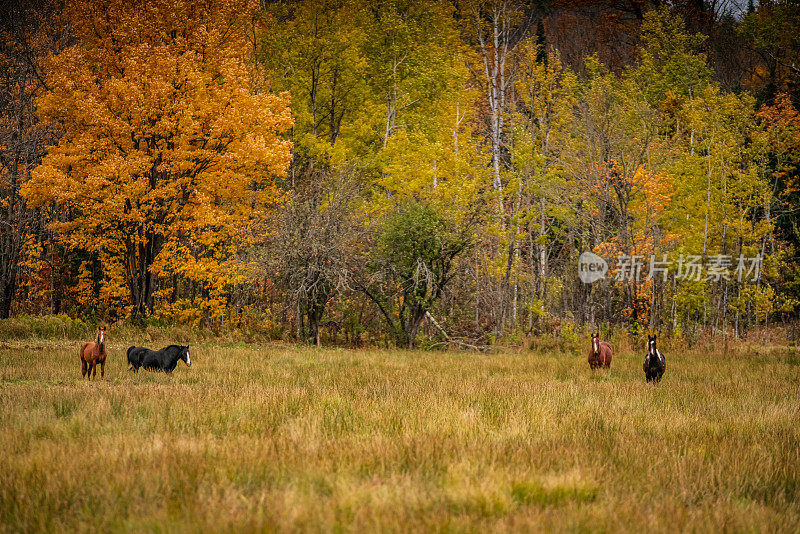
[1, 340, 798, 532]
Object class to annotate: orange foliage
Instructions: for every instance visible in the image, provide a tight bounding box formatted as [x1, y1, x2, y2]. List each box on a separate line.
[757, 93, 800, 198]
[22, 0, 293, 320]
[593, 162, 674, 260]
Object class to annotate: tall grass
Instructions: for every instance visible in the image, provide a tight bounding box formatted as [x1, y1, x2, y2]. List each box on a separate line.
[0, 315, 93, 341]
[0, 315, 256, 344]
[1, 342, 798, 532]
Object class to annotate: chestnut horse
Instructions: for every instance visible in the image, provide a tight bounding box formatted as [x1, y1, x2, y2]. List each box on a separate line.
[588, 332, 612, 369]
[80, 326, 107, 379]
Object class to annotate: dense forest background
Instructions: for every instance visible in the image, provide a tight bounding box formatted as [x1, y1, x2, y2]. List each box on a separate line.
[1, 0, 799, 348]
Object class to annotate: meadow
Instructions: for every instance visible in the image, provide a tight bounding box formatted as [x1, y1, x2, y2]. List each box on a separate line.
[1, 337, 798, 532]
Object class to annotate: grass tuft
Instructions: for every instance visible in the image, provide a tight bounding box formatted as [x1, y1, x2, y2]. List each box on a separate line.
[511, 471, 599, 507]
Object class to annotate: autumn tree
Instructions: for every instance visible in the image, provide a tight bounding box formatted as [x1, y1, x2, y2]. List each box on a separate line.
[0, 0, 68, 318]
[261, 0, 371, 171]
[758, 93, 800, 245]
[361, 0, 463, 149]
[755, 93, 800, 325]
[512, 42, 579, 331]
[740, 0, 800, 102]
[460, 0, 538, 196]
[259, 0, 474, 343]
[23, 0, 293, 320]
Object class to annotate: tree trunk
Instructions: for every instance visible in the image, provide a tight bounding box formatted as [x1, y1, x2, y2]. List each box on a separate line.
[298, 302, 304, 340]
[126, 230, 162, 321]
[0, 168, 27, 319]
[475, 1, 511, 215]
[497, 236, 516, 336]
[308, 310, 321, 347]
[0, 221, 20, 318]
[0, 272, 16, 319]
[405, 306, 427, 350]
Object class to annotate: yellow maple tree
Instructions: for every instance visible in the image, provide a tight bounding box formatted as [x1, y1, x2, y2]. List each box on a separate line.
[22, 0, 293, 320]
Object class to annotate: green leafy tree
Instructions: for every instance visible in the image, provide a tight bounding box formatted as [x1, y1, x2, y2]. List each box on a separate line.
[359, 200, 477, 349]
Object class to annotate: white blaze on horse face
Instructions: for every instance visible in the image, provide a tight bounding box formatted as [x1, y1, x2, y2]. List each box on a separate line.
[185, 351, 191, 366]
[593, 338, 599, 353]
[99, 331, 105, 344]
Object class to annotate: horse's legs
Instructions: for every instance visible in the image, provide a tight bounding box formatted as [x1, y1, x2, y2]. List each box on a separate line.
[90, 362, 96, 380]
[81, 359, 87, 378]
[100, 361, 105, 379]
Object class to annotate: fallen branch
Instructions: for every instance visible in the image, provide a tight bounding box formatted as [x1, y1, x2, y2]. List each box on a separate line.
[425, 311, 491, 352]
[425, 311, 450, 341]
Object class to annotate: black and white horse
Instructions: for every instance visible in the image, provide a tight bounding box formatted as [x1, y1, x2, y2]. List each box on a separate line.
[127, 345, 191, 374]
[643, 335, 666, 383]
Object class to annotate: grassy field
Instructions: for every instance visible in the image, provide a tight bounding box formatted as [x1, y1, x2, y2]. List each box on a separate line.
[1, 340, 798, 532]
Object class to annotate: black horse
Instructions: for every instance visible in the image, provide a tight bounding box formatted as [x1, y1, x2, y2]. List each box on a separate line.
[127, 345, 191, 374]
[643, 335, 666, 383]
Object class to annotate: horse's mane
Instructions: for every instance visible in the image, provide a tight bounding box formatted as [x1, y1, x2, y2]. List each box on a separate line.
[160, 345, 187, 359]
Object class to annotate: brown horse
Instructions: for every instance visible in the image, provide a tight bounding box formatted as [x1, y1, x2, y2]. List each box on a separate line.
[80, 326, 107, 379]
[588, 332, 612, 369]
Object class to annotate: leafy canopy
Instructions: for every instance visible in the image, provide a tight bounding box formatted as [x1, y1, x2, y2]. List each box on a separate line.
[22, 0, 293, 319]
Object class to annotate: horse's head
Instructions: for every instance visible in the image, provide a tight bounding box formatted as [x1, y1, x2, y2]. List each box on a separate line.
[648, 335, 657, 357]
[591, 332, 600, 354]
[180, 345, 191, 367]
[97, 326, 106, 345]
